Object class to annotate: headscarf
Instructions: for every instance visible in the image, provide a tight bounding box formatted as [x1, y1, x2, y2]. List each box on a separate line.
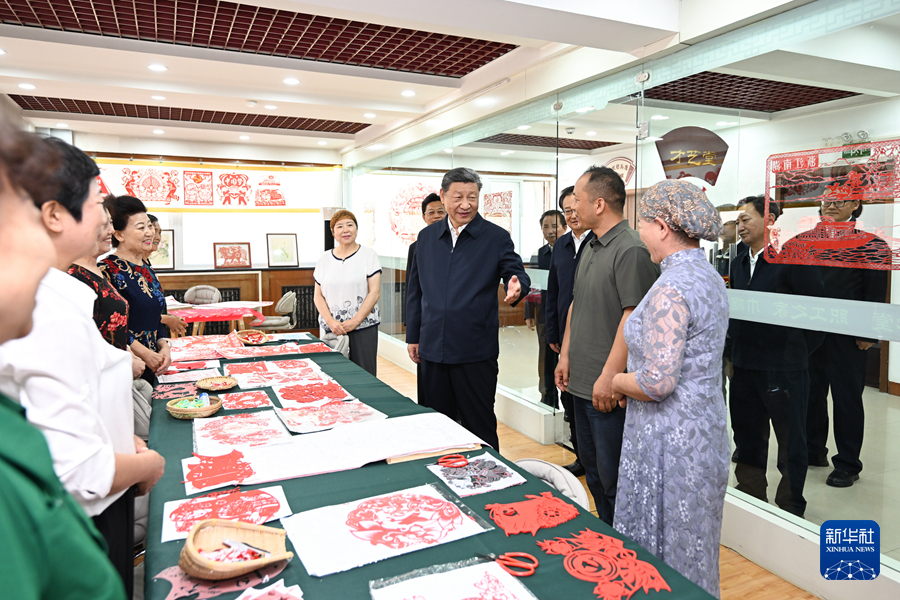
[639, 179, 722, 241]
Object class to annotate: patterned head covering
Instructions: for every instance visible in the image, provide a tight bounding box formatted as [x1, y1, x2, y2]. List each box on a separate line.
[639, 179, 722, 241]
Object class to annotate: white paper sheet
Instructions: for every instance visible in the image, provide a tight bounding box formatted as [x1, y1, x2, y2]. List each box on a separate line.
[268, 332, 313, 342]
[282, 484, 488, 576]
[181, 413, 485, 495]
[193, 410, 293, 455]
[272, 381, 355, 407]
[426, 452, 527, 497]
[160, 485, 292, 543]
[274, 400, 386, 433]
[158, 368, 221, 384]
[164, 360, 221, 375]
[370, 560, 538, 600]
[235, 579, 304, 600]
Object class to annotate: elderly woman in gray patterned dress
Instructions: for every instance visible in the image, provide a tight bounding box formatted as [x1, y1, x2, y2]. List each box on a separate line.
[610, 179, 729, 598]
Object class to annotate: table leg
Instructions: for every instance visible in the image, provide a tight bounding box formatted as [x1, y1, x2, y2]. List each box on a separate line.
[197, 322, 206, 336]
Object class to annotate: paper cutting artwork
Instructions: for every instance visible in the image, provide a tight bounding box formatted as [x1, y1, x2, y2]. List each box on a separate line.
[122, 167, 180, 204]
[217, 343, 304, 360]
[182, 450, 255, 494]
[165, 360, 221, 375]
[224, 362, 271, 376]
[153, 559, 287, 600]
[220, 390, 274, 410]
[296, 342, 335, 354]
[485, 492, 579, 536]
[369, 561, 537, 600]
[275, 400, 386, 433]
[193, 410, 293, 455]
[161, 486, 291, 543]
[219, 173, 252, 206]
[280, 484, 489, 576]
[537, 529, 671, 600]
[482, 190, 513, 233]
[427, 452, 526, 497]
[254, 175, 286, 207]
[231, 369, 328, 390]
[169, 334, 243, 361]
[390, 182, 440, 245]
[158, 368, 221, 384]
[152, 382, 198, 401]
[273, 381, 354, 406]
[270, 358, 322, 371]
[235, 579, 304, 600]
[184, 170, 214, 206]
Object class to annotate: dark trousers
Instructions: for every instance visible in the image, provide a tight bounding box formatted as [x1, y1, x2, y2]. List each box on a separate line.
[730, 366, 809, 517]
[93, 487, 135, 599]
[572, 394, 625, 525]
[537, 323, 559, 407]
[348, 325, 378, 376]
[560, 390, 580, 461]
[420, 357, 500, 451]
[807, 333, 868, 474]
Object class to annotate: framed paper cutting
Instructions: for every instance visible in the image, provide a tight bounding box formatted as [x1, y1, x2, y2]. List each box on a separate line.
[148, 229, 175, 270]
[266, 233, 299, 268]
[214, 242, 252, 269]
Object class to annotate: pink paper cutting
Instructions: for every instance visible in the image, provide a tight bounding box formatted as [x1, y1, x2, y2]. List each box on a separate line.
[193, 410, 293, 454]
[276, 400, 386, 433]
[153, 561, 287, 600]
[220, 390, 273, 410]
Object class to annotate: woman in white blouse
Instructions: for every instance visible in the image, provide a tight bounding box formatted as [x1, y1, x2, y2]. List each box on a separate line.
[314, 210, 382, 375]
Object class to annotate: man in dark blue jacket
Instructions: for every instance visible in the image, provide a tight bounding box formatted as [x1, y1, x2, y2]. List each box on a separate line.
[406, 167, 529, 451]
[546, 186, 594, 476]
[729, 195, 824, 518]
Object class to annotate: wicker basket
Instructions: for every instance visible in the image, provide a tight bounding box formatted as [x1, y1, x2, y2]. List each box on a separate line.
[166, 396, 222, 419]
[179, 519, 293, 580]
[235, 330, 270, 346]
[196, 376, 238, 392]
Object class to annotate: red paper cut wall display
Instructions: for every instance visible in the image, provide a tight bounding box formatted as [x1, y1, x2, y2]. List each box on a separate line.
[277, 381, 352, 403]
[255, 175, 286, 206]
[485, 492, 579, 536]
[220, 390, 273, 410]
[169, 488, 281, 532]
[390, 182, 439, 245]
[154, 560, 287, 600]
[122, 167, 180, 204]
[345, 493, 464, 549]
[197, 412, 289, 448]
[297, 342, 334, 354]
[537, 529, 671, 600]
[218, 172, 252, 205]
[183, 170, 214, 206]
[183, 450, 255, 490]
[152, 382, 198, 401]
[482, 190, 513, 233]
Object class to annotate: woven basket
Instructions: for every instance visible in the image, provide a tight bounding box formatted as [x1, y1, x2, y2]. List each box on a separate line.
[196, 376, 238, 392]
[166, 396, 222, 420]
[179, 519, 293, 580]
[235, 330, 270, 346]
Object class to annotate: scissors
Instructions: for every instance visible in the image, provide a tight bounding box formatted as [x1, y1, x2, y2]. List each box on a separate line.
[479, 552, 538, 577]
[437, 454, 468, 468]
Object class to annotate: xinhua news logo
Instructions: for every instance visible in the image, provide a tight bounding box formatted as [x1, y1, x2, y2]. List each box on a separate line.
[820, 520, 880, 580]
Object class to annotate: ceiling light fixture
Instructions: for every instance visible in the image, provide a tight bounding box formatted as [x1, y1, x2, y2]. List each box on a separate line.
[644, 136, 663, 142]
[364, 113, 376, 118]
[239, 135, 250, 140]
[576, 106, 594, 113]
[650, 115, 669, 120]
[318, 141, 328, 145]
[56, 123, 69, 128]
[153, 129, 164, 134]
[715, 121, 738, 126]
[401, 90, 416, 97]
[148, 64, 168, 72]
[264, 105, 277, 110]
[586, 131, 597, 136]
[501, 151, 515, 156]
[517, 125, 532, 131]
[283, 77, 300, 85]
[18, 83, 35, 90]
[151, 95, 166, 100]
[444, 149, 453, 154]
[0, 49, 6, 55]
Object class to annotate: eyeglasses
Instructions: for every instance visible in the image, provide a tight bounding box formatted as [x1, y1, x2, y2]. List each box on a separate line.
[820, 200, 851, 208]
[563, 209, 575, 216]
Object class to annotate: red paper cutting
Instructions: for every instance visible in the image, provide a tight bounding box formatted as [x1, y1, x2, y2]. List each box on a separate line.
[154, 560, 287, 600]
[345, 493, 463, 549]
[169, 488, 281, 532]
[462, 572, 518, 600]
[277, 381, 351, 403]
[271, 359, 317, 370]
[183, 450, 255, 490]
[225, 362, 271, 375]
[197, 412, 288, 447]
[296, 342, 334, 354]
[152, 382, 198, 401]
[537, 529, 671, 600]
[281, 400, 376, 427]
[166, 361, 213, 374]
[485, 492, 579, 537]
[220, 390, 273, 410]
[183, 170, 214, 206]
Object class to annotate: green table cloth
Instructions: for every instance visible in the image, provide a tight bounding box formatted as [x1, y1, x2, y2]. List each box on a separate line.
[145, 347, 714, 600]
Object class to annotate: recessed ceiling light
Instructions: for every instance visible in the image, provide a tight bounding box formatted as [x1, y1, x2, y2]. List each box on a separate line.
[283, 77, 300, 85]
[645, 136, 663, 142]
[517, 125, 531, 131]
[364, 113, 376, 118]
[18, 83, 35, 90]
[318, 141, 328, 146]
[371, 144, 385, 150]
[443, 149, 453, 154]
[151, 95, 166, 100]
[0, 49, 6, 56]
[264, 105, 277, 110]
[650, 115, 669, 120]
[586, 131, 597, 136]
[401, 90, 416, 97]
[239, 135, 250, 140]
[716, 121, 739, 126]
[148, 64, 168, 72]
[55, 123, 69, 128]
[576, 106, 594, 113]
[153, 129, 165, 134]
[501, 151, 515, 156]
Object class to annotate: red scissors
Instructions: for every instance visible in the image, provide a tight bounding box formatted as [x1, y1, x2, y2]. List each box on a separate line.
[437, 454, 468, 468]
[480, 552, 538, 577]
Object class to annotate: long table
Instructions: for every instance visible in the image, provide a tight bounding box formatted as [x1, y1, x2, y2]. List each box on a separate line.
[145, 346, 714, 600]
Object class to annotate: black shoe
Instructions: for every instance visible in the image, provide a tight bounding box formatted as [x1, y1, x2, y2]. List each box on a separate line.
[731, 449, 739, 463]
[826, 469, 860, 487]
[564, 460, 585, 477]
[809, 455, 830, 467]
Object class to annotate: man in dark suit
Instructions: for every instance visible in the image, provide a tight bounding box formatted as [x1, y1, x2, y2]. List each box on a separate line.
[405, 193, 444, 403]
[546, 186, 595, 476]
[524, 209, 566, 408]
[406, 167, 529, 451]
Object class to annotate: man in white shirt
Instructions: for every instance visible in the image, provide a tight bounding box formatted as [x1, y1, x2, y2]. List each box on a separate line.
[0, 138, 164, 598]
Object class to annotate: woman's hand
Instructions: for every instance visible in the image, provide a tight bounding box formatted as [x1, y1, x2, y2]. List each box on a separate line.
[156, 343, 172, 375]
[161, 314, 187, 336]
[328, 318, 348, 336]
[131, 354, 146, 379]
[143, 351, 165, 373]
[342, 316, 361, 333]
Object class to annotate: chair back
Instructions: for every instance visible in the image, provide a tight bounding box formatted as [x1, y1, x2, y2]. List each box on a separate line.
[185, 285, 221, 305]
[274, 291, 297, 328]
[514, 458, 590, 510]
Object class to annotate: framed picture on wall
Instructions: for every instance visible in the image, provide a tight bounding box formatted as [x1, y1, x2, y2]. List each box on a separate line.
[148, 229, 175, 270]
[266, 233, 299, 268]
[213, 242, 252, 269]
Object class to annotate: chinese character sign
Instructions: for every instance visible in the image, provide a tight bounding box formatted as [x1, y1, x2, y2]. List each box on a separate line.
[655, 126, 729, 186]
